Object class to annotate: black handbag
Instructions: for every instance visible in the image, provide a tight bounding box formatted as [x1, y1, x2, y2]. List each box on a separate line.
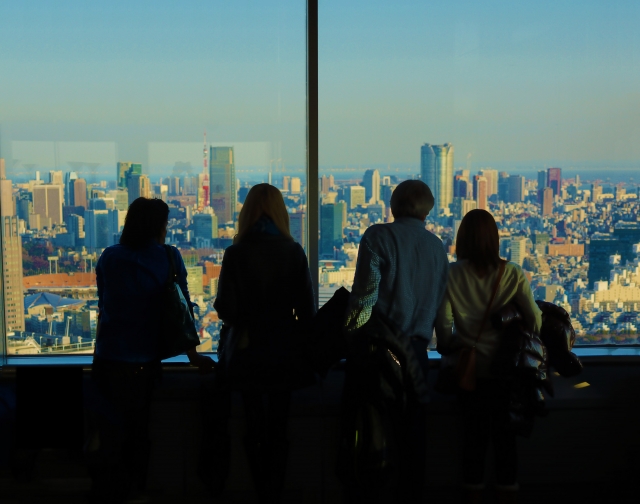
[157, 245, 201, 360]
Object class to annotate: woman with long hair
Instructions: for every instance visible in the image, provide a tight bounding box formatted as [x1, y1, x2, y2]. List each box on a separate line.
[435, 209, 542, 504]
[214, 183, 315, 503]
[91, 197, 212, 503]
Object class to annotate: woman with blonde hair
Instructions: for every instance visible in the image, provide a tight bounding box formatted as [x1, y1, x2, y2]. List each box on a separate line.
[436, 209, 542, 504]
[214, 183, 315, 503]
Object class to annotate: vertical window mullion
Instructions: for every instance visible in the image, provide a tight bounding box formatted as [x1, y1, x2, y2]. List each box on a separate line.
[307, 0, 319, 308]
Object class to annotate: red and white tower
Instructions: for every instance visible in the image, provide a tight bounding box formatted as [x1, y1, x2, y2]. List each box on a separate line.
[202, 129, 210, 207]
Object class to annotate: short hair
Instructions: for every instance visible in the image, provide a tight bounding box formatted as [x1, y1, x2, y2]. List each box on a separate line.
[390, 180, 434, 219]
[120, 197, 169, 249]
[456, 209, 503, 274]
[235, 183, 293, 244]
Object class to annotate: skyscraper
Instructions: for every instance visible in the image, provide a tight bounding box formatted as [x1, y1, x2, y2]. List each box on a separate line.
[127, 174, 151, 205]
[72, 178, 88, 209]
[64, 171, 78, 205]
[0, 159, 14, 218]
[498, 172, 510, 202]
[348, 186, 366, 209]
[290, 212, 306, 249]
[475, 176, 488, 210]
[85, 209, 110, 250]
[363, 169, 381, 204]
[508, 175, 525, 203]
[542, 187, 554, 216]
[49, 170, 63, 185]
[320, 203, 345, 257]
[421, 143, 453, 214]
[193, 213, 219, 248]
[1, 216, 25, 332]
[290, 177, 302, 194]
[537, 170, 547, 204]
[32, 185, 63, 227]
[510, 237, 527, 266]
[479, 169, 498, 197]
[209, 147, 236, 224]
[547, 168, 562, 197]
[117, 162, 133, 188]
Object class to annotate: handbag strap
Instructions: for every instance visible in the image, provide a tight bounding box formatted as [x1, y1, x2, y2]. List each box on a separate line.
[473, 261, 506, 346]
[163, 244, 177, 287]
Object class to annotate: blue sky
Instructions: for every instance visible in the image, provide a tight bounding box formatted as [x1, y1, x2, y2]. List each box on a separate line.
[1, 0, 639, 175]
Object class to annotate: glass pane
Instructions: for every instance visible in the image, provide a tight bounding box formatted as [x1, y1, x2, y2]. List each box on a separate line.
[319, 1, 640, 345]
[1, 0, 306, 356]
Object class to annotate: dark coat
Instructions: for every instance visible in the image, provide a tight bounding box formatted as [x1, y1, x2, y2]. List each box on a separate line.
[214, 233, 316, 390]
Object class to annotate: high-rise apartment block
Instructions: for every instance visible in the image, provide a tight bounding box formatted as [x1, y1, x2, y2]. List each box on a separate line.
[421, 143, 454, 214]
[1, 216, 25, 332]
[363, 169, 381, 204]
[209, 147, 236, 224]
[547, 168, 562, 197]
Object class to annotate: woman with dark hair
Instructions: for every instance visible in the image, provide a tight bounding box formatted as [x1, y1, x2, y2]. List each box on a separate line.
[91, 197, 212, 503]
[214, 183, 315, 504]
[435, 209, 541, 504]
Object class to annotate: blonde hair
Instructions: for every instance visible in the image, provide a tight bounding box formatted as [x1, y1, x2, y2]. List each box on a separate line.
[234, 183, 293, 244]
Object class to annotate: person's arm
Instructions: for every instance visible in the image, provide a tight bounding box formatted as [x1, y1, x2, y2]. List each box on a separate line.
[345, 232, 383, 332]
[513, 266, 543, 334]
[435, 288, 456, 354]
[293, 244, 316, 322]
[173, 247, 195, 318]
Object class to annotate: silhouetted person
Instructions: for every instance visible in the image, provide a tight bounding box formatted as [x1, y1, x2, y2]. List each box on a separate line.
[435, 209, 542, 504]
[90, 197, 212, 503]
[214, 184, 315, 504]
[345, 180, 448, 503]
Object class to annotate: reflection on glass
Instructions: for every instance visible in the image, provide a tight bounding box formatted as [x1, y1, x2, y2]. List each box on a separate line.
[1, 1, 306, 355]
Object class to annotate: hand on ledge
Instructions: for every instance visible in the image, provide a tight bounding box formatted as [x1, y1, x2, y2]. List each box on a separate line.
[187, 349, 216, 374]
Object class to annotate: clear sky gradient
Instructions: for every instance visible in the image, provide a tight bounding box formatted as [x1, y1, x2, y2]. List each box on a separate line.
[1, 0, 639, 175]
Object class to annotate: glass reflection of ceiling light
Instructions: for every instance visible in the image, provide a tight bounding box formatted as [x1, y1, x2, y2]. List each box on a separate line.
[573, 382, 590, 389]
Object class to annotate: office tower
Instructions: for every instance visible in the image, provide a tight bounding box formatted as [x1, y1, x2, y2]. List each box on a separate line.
[290, 212, 306, 248]
[591, 184, 602, 203]
[282, 176, 291, 192]
[49, 170, 63, 186]
[510, 237, 527, 266]
[452, 197, 476, 220]
[479, 169, 498, 197]
[542, 187, 554, 216]
[497, 172, 509, 202]
[290, 177, 302, 194]
[588, 234, 620, 287]
[320, 175, 334, 194]
[210, 147, 236, 224]
[17, 194, 32, 222]
[127, 174, 151, 205]
[67, 214, 85, 246]
[32, 185, 63, 227]
[537, 170, 547, 203]
[117, 162, 133, 188]
[421, 143, 454, 213]
[475, 176, 488, 210]
[169, 176, 181, 196]
[186, 266, 204, 295]
[507, 175, 525, 203]
[381, 185, 395, 208]
[1, 216, 25, 332]
[363, 169, 381, 204]
[193, 213, 219, 243]
[320, 203, 345, 257]
[0, 160, 14, 217]
[108, 209, 125, 245]
[85, 210, 110, 250]
[454, 175, 471, 199]
[348, 186, 366, 209]
[72, 178, 88, 209]
[547, 168, 562, 197]
[64, 171, 78, 205]
[106, 190, 129, 211]
[532, 233, 550, 256]
[89, 198, 108, 210]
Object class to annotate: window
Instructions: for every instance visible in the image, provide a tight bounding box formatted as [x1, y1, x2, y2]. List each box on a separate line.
[1, 0, 307, 357]
[318, 1, 640, 346]
[2, 1, 640, 360]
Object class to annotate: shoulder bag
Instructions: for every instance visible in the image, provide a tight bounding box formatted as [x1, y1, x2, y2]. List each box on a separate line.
[157, 245, 201, 360]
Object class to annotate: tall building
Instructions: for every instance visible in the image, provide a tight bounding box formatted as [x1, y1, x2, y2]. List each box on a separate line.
[452, 197, 476, 220]
[117, 162, 133, 188]
[209, 147, 236, 224]
[588, 233, 620, 287]
[508, 175, 525, 203]
[510, 237, 527, 266]
[348, 186, 366, 209]
[0, 159, 14, 217]
[547, 168, 562, 197]
[320, 175, 334, 194]
[49, 170, 63, 185]
[475, 176, 488, 210]
[193, 213, 219, 248]
[542, 187, 554, 216]
[363, 169, 381, 204]
[282, 176, 291, 192]
[498, 172, 510, 202]
[290, 212, 306, 249]
[32, 184, 63, 227]
[85, 210, 110, 250]
[320, 203, 345, 257]
[591, 184, 602, 203]
[1, 216, 25, 332]
[72, 178, 88, 209]
[454, 175, 471, 199]
[290, 177, 302, 194]
[479, 169, 498, 197]
[67, 214, 85, 246]
[64, 171, 78, 205]
[186, 266, 204, 295]
[421, 143, 454, 214]
[537, 170, 547, 203]
[127, 174, 151, 205]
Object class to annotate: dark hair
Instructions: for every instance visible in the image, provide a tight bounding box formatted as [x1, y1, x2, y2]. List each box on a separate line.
[390, 180, 435, 219]
[456, 209, 504, 275]
[119, 197, 169, 249]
